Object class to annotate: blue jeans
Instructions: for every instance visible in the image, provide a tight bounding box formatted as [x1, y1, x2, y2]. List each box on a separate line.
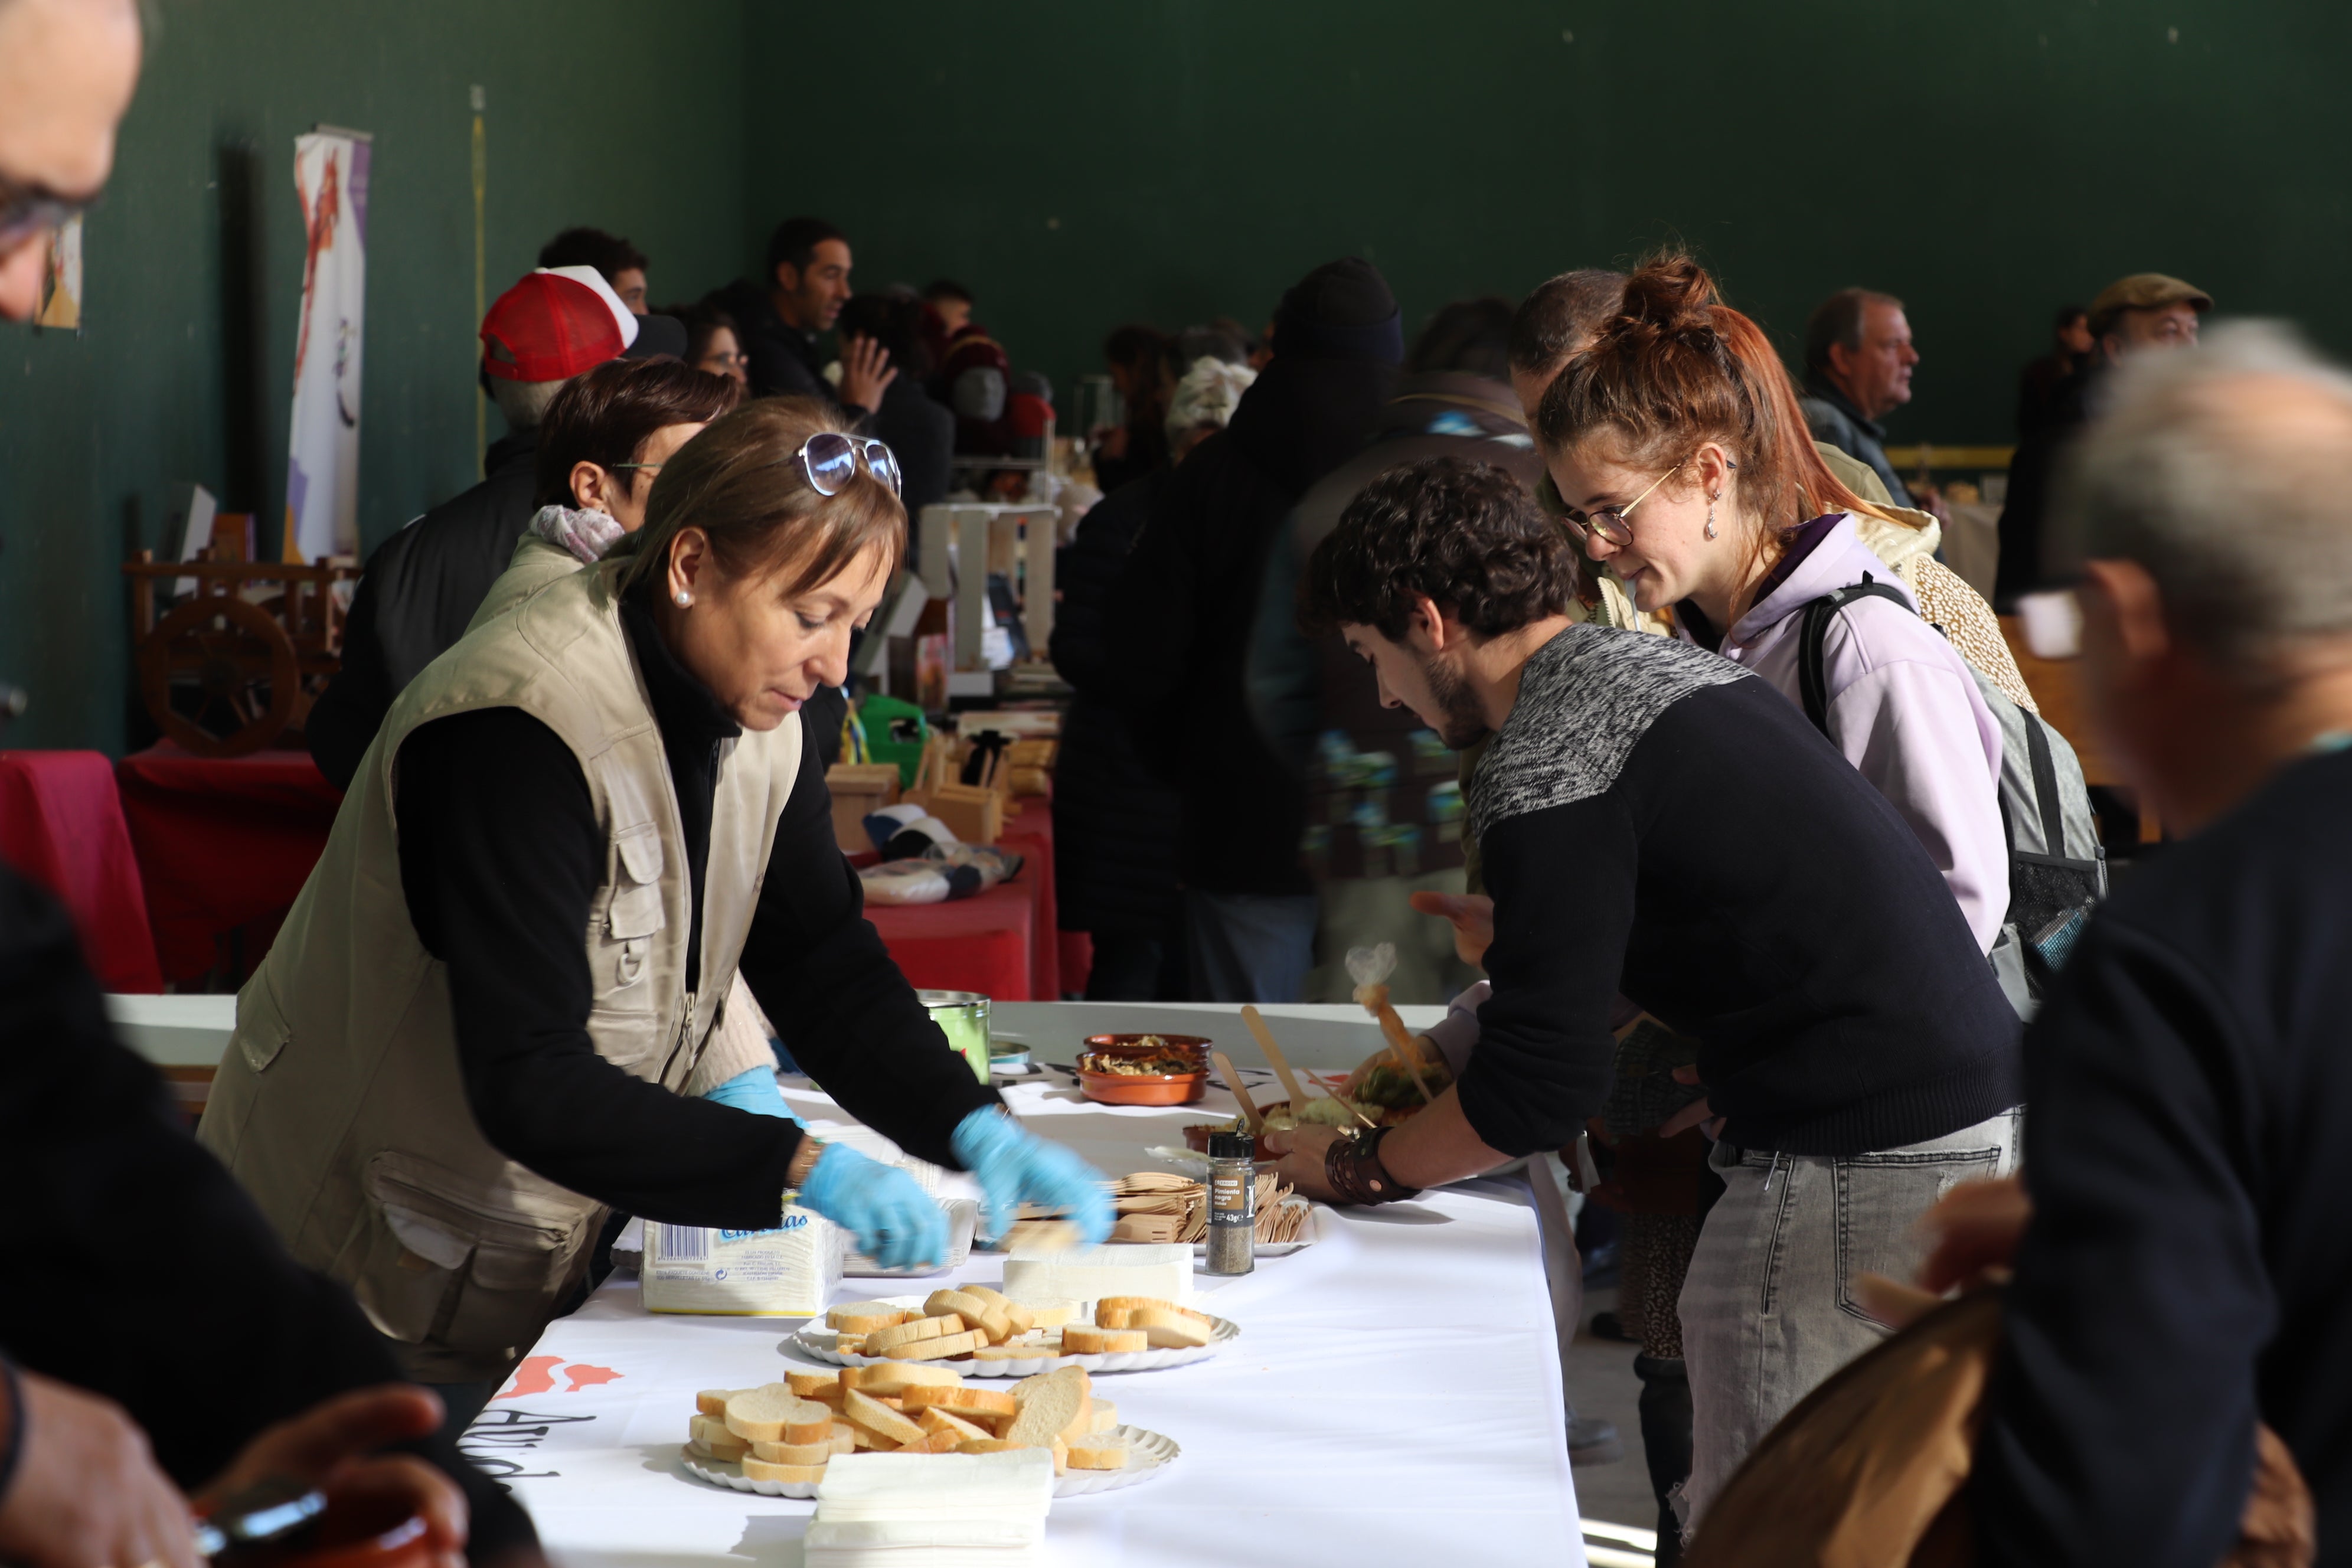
[1182, 891, 1318, 1002]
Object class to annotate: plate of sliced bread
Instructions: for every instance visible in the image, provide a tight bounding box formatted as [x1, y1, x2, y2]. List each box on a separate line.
[679, 1363, 1175, 1498]
[789, 1288, 1236, 1377]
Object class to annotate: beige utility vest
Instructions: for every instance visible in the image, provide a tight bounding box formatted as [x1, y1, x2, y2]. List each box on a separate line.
[198, 558, 800, 1379]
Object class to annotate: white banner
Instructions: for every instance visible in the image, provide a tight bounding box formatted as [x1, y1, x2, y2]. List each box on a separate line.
[282, 129, 370, 562]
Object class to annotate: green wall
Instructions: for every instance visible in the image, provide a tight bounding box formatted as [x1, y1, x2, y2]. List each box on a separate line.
[748, 0, 2350, 460]
[10, 0, 2350, 751]
[0, 0, 746, 751]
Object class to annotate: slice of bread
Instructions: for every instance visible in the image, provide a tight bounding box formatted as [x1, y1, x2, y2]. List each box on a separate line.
[831, 1425, 857, 1456]
[785, 1371, 841, 1398]
[1004, 1367, 1090, 1449]
[1096, 1296, 1210, 1325]
[956, 1438, 1026, 1455]
[741, 1457, 828, 1484]
[696, 1388, 743, 1418]
[1061, 1325, 1147, 1354]
[851, 1363, 964, 1396]
[1023, 1300, 1080, 1328]
[883, 1328, 984, 1361]
[848, 1423, 891, 1450]
[864, 1315, 960, 1353]
[1093, 1305, 1136, 1329]
[835, 1334, 866, 1355]
[722, 1386, 829, 1445]
[962, 1284, 1013, 1308]
[841, 1388, 928, 1448]
[899, 1384, 1018, 1420]
[1090, 1401, 1119, 1433]
[1066, 1433, 1129, 1471]
[894, 1430, 966, 1453]
[689, 1415, 749, 1461]
[970, 1343, 1044, 1363]
[750, 1439, 834, 1466]
[1132, 1305, 1214, 1348]
[828, 1301, 913, 1334]
[916, 1405, 994, 1442]
[925, 1288, 1014, 1344]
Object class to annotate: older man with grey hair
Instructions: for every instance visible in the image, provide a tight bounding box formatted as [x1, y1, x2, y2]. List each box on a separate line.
[1908, 323, 2352, 1564]
[1799, 287, 1922, 508]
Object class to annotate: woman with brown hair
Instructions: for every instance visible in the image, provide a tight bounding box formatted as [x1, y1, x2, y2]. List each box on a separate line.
[1536, 258, 2023, 1528]
[199, 397, 1111, 1424]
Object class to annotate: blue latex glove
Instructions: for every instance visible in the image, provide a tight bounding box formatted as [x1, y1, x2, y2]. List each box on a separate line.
[950, 1107, 1113, 1247]
[797, 1142, 948, 1272]
[701, 1066, 803, 1125]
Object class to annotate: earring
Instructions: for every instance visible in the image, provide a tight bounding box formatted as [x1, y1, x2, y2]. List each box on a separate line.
[1706, 495, 1719, 541]
[675, 590, 693, 607]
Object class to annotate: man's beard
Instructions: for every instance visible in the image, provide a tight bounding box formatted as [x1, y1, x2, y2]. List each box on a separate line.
[1423, 654, 1489, 750]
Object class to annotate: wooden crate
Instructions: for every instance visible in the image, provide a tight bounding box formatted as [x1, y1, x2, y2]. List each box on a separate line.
[827, 763, 902, 854]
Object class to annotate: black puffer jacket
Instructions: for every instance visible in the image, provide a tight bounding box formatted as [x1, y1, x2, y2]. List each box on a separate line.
[307, 430, 538, 789]
[1106, 260, 1400, 896]
[1050, 472, 1180, 936]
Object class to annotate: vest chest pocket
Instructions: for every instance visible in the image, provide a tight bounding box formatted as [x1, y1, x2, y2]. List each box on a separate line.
[597, 824, 666, 995]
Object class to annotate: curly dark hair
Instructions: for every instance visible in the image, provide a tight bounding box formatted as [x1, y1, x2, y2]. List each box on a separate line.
[1298, 456, 1577, 641]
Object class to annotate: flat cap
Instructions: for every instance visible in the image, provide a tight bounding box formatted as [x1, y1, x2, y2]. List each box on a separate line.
[2089, 273, 2212, 337]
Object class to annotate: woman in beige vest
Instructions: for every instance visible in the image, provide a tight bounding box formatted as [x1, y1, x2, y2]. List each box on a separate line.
[198, 398, 1111, 1417]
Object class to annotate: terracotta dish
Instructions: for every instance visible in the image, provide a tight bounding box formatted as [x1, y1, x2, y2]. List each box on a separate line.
[1076, 1034, 1213, 1106]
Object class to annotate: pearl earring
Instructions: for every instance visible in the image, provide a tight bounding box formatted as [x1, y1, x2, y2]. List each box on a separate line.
[675, 590, 692, 607]
[1706, 495, 1719, 541]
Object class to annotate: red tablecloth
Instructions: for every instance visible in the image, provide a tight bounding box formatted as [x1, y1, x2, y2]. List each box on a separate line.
[116, 744, 343, 985]
[865, 801, 1061, 1001]
[0, 750, 165, 992]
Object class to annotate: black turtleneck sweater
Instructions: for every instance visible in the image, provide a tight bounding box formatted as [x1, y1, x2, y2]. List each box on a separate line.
[393, 587, 998, 1229]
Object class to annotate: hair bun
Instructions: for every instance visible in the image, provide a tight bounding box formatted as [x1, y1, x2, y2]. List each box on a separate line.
[1618, 254, 1723, 340]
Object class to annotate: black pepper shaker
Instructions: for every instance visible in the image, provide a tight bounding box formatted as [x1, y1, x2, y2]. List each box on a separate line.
[1204, 1131, 1256, 1275]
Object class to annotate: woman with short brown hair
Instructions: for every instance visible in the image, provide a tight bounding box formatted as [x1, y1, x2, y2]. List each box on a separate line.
[200, 397, 1110, 1420]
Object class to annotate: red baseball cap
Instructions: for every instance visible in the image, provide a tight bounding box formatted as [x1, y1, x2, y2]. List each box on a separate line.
[479, 266, 635, 382]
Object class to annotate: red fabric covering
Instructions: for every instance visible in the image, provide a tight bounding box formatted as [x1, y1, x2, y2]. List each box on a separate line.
[867, 801, 1060, 1001]
[0, 750, 165, 992]
[116, 744, 342, 985]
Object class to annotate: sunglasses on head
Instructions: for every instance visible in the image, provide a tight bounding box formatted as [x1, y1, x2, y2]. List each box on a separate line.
[794, 433, 901, 498]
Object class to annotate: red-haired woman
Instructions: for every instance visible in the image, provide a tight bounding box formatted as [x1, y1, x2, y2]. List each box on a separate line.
[1536, 257, 2021, 1528]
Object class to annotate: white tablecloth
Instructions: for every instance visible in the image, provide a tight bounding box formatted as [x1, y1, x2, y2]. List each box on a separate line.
[474, 1030, 1587, 1567]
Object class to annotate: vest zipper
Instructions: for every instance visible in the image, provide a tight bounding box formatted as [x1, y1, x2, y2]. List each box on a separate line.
[658, 989, 698, 1088]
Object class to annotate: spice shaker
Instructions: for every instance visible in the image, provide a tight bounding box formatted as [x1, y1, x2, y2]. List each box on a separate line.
[1204, 1131, 1256, 1275]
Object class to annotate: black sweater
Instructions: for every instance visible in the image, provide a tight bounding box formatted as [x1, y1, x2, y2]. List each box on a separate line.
[0, 867, 537, 1560]
[1974, 746, 2352, 1566]
[1462, 625, 2019, 1158]
[393, 587, 998, 1231]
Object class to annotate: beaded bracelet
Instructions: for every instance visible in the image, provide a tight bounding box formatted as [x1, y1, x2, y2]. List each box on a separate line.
[1322, 1125, 1422, 1206]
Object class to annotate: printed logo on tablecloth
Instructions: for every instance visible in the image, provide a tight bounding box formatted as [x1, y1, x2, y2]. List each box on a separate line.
[493, 1355, 625, 1399]
[459, 1405, 597, 1482]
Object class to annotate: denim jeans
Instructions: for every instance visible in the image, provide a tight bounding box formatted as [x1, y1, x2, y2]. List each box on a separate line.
[1675, 1107, 2023, 1527]
[1182, 891, 1318, 1002]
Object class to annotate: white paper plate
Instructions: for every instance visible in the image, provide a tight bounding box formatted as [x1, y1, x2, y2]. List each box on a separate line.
[785, 1296, 1237, 1378]
[680, 1427, 1177, 1499]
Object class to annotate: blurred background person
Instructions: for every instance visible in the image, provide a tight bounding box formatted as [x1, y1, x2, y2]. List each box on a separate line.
[2016, 303, 2094, 438]
[1108, 256, 1402, 1002]
[1998, 271, 2210, 606]
[1053, 355, 1256, 1000]
[1798, 286, 1923, 510]
[837, 290, 955, 515]
[1091, 322, 1170, 491]
[538, 225, 649, 314]
[711, 215, 894, 419]
[669, 299, 748, 386]
[1267, 295, 1528, 1005]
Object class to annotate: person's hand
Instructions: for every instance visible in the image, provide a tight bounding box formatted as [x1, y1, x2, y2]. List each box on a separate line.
[1657, 1064, 1723, 1140]
[798, 1142, 949, 1271]
[0, 1369, 199, 1568]
[1915, 1175, 2031, 1296]
[1409, 891, 1493, 965]
[199, 1385, 465, 1568]
[838, 334, 897, 415]
[1257, 1124, 1342, 1203]
[950, 1108, 1113, 1247]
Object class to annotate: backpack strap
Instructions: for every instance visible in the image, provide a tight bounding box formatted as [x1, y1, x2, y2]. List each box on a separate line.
[1795, 573, 1916, 736]
[2022, 707, 2066, 854]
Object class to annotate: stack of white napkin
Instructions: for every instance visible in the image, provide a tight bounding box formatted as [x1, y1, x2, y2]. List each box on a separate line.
[803, 1451, 1054, 1567]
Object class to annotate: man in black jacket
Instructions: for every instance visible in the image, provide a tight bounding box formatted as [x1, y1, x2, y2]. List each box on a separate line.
[1929, 323, 2352, 1567]
[306, 267, 681, 788]
[1106, 257, 1402, 1001]
[709, 216, 895, 422]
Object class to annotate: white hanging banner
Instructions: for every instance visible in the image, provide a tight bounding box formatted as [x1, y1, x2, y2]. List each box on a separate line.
[282, 127, 371, 563]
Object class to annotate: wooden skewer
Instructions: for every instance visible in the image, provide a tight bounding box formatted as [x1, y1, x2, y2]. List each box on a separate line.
[1211, 1049, 1264, 1135]
[1363, 984, 1438, 1105]
[1241, 1005, 1309, 1109]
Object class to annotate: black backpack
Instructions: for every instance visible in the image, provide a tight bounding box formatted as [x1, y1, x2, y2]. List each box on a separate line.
[1796, 576, 2107, 1010]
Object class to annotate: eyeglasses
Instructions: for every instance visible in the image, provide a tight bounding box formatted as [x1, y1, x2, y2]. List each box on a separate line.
[0, 170, 90, 254]
[1560, 462, 1682, 549]
[795, 432, 901, 497]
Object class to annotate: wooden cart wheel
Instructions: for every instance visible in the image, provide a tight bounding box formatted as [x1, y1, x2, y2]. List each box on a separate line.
[137, 594, 300, 757]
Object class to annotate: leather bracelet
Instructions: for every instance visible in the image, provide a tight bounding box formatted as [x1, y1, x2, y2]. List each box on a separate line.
[785, 1136, 827, 1191]
[0, 1353, 24, 1505]
[1324, 1126, 1420, 1206]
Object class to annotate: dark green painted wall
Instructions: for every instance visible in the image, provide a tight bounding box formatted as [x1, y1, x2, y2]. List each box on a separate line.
[747, 0, 2350, 462]
[10, 0, 2351, 751]
[0, 0, 746, 750]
